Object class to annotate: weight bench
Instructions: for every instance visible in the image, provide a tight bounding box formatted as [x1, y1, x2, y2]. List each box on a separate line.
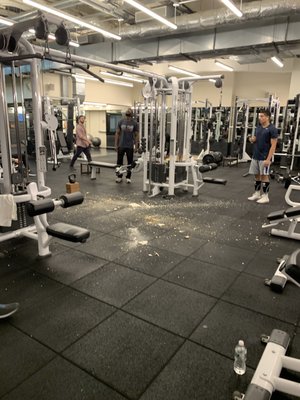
[27, 192, 90, 245]
[264, 248, 300, 293]
[46, 222, 89, 243]
[80, 162, 101, 175]
[79, 161, 121, 180]
[203, 177, 227, 185]
[262, 205, 300, 240]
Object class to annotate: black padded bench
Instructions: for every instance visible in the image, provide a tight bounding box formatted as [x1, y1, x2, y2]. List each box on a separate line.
[267, 209, 285, 221]
[285, 205, 300, 218]
[267, 205, 300, 222]
[46, 222, 90, 243]
[264, 205, 300, 241]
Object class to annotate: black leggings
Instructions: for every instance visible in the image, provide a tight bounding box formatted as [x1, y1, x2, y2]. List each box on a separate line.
[70, 146, 92, 166]
[117, 147, 134, 179]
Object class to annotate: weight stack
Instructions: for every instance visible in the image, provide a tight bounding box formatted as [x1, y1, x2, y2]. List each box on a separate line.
[0, 201, 34, 233]
[175, 166, 187, 183]
[147, 163, 166, 183]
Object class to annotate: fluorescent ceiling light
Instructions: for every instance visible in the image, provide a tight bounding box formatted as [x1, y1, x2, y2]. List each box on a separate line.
[104, 79, 133, 87]
[69, 41, 80, 48]
[221, 0, 243, 18]
[101, 71, 146, 83]
[215, 60, 234, 72]
[168, 65, 201, 78]
[271, 56, 284, 68]
[72, 74, 97, 81]
[23, 0, 121, 40]
[83, 101, 107, 106]
[124, 0, 177, 30]
[0, 17, 14, 26]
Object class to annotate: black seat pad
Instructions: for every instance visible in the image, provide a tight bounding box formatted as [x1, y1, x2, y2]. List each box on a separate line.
[285, 206, 300, 218]
[46, 222, 90, 243]
[267, 209, 285, 221]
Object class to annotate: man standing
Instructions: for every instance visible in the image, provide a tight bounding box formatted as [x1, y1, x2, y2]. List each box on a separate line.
[70, 115, 92, 169]
[248, 109, 278, 204]
[115, 109, 139, 183]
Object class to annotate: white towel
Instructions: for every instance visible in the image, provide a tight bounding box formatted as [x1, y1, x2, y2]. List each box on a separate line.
[0, 195, 17, 227]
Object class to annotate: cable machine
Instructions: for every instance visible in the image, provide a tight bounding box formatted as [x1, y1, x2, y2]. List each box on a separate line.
[0, 17, 90, 257]
[141, 75, 224, 197]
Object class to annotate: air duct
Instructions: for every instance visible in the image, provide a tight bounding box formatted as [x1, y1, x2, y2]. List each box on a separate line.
[116, 0, 300, 39]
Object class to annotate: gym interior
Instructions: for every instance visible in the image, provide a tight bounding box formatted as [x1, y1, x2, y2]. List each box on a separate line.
[0, 1, 300, 399]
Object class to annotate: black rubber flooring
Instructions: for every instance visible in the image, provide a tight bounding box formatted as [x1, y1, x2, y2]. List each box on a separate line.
[0, 150, 299, 400]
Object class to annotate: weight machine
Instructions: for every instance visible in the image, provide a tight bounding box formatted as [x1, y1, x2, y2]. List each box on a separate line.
[273, 94, 300, 176]
[140, 75, 224, 197]
[0, 17, 90, 257]
[191, 99, 213, 155]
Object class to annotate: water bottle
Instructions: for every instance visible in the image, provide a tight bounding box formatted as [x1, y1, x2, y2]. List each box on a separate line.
[234, 340, 247, 375]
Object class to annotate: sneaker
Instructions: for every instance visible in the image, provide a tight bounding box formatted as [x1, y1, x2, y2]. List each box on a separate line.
[248, 191, 261, 201]
[116, 177, 122, 183]
[0, 302, 19, 319]
[126, 178, 131, 184]
[256, 193, 269, 204]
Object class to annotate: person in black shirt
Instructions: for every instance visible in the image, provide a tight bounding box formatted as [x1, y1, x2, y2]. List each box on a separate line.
[248, 109, 278, 204]
[115, 109, 139, 183]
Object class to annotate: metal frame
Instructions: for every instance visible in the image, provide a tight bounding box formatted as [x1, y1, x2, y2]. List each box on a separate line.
[262, 184, 300, 240]
[234, 96, 280, 163]
[244, 329, 300, 400]
[140, 75, 222, 197]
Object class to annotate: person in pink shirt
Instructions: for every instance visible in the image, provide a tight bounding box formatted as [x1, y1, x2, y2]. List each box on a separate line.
[70, 115, 92, 169]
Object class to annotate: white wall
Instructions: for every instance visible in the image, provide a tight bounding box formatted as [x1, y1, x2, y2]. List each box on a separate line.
[85, 80, 134, 106]
[192, 72, 235, 106]
[41, 73, 62, 98]
[85, 110, 107, 147]
[233, 72, 291, 104]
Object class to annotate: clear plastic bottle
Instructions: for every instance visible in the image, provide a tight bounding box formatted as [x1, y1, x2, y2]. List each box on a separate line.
[234, 340, 247, 375]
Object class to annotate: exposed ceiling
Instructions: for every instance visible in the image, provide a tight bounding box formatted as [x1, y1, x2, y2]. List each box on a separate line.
[1, 0, 300, 74]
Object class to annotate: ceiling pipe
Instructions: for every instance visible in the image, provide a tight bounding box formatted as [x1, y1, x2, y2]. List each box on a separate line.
[31, 44, 169, 87]
[78, 0, 134, 22]
[113, 0, 300, 39]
